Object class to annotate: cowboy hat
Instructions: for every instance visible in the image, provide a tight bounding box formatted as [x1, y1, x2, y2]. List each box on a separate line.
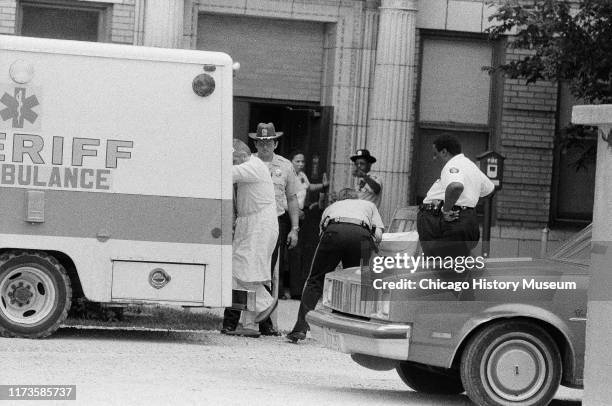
[350, 149, 376, 164]
[248, 122, 283, 140]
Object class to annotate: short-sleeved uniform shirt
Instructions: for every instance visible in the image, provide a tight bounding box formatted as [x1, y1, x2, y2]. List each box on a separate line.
[320, 198, 384, 233]
[423, 153, 494, 207]
[354, 174, 383, 208]
[295, 171, 310, 210]
[254, 153, 299, 216]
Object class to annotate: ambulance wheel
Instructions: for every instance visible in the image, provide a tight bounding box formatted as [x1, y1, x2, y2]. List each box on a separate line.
[460, 320, 561, 406]
[0, 251, 72, 338]
[396, 361, 464, 394]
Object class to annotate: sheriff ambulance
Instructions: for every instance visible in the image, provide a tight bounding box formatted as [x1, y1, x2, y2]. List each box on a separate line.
[0, 35, 235, 338]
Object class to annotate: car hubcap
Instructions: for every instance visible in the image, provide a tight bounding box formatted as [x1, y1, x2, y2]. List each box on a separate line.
[486, 339, 546, 402]
[0, 266, 57, 325]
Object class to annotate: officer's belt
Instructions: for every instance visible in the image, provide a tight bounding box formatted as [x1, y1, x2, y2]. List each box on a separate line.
[323, 217, 372, 232]
[419, 202, 474, 214]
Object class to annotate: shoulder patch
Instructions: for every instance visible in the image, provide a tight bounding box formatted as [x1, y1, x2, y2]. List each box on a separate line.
[449, 167, 460, 174]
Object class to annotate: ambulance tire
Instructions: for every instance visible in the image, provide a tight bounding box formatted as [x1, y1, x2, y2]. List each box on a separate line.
[460, 320, 562, 406]
[396, 361, 464, 394]
[0, 251, 72, 338]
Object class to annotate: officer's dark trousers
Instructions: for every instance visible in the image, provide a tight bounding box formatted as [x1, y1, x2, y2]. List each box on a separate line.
[223, 213, 289, 331]
[273, 212, 291, 291]
[291, 223, 372, 333]
[416, 209, 479, 258]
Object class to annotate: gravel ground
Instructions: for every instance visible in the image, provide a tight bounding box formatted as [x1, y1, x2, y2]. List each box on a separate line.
[0, 300, 583, 406]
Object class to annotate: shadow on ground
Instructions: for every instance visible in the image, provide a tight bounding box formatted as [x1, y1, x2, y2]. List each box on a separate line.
[53, 325, 218, 345]
[311, 383, 581, 406]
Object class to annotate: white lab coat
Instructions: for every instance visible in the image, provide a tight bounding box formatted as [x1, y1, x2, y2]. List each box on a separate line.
[232, 156, 279, 283]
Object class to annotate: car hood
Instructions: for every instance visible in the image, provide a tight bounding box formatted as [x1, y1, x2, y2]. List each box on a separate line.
[328, 257, 588, 282]
[480, 258, 588, 276]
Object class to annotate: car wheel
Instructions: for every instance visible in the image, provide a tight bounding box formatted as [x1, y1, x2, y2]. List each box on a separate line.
[0, 251, 72, 338]
[396, 360, 464, 394]
[460, 320, 562, 406]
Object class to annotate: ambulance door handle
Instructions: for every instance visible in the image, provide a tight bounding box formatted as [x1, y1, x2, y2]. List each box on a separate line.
[96, 231, 111, 242]
[25, 190, 45, 223]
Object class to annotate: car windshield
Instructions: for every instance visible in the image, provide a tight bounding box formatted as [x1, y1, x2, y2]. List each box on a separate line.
[548, 223, 592, 265]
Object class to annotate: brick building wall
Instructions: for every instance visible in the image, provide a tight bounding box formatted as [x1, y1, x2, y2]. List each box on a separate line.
[110, 1, 135, 44]
[497, 48, 558, 229]
[0, 0, 16, 34]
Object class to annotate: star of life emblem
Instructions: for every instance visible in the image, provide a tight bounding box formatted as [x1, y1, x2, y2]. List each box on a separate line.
[0, 86, 41, 130]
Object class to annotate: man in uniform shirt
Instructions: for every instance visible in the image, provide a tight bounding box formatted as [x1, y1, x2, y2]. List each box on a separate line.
[287, 188, 384, 343]
[351, 149, 382, 207]
[418, 134, 494, 258]
[251, 122, 300, 335]
[222, 139, 279, 337]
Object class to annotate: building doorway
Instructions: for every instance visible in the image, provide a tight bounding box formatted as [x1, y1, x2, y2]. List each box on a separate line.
[234, 98, 332, 186]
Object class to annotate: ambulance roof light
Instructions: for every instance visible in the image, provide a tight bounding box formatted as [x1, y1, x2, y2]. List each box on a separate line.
[9, 60, 34, 84]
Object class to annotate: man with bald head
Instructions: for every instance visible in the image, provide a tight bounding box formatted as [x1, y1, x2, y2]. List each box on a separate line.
[222, 139, 279, 337]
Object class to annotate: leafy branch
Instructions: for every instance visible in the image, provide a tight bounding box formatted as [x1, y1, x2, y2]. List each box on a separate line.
[486, 0, 612, 172]
[487, 0, 612, 104]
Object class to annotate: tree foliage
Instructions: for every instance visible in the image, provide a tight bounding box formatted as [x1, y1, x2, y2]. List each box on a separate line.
[487, 0, 612, 170]
[487, 0, 612, 104]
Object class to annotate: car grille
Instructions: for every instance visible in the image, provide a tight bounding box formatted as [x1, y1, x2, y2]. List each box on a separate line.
[329, 279, 376, 317]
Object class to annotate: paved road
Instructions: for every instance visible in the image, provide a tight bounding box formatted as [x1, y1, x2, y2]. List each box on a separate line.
[0, 323, 583, 406]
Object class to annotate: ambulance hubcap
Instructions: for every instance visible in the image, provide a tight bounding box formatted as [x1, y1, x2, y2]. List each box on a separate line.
[0, 267, 57, 325]
[485, 339, 546, 402]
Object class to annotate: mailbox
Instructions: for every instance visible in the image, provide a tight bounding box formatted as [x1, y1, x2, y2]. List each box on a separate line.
[477, 150, 505, 190]
[476, 150, 505, 257]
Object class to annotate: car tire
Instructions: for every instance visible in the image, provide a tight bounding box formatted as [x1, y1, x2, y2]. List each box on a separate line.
[396, 360, 464, 394]
[460, 320, 562, 406]
[0, 251, 72, 338]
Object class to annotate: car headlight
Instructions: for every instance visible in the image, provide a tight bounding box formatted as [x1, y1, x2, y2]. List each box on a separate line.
[322, 277, 333, 307]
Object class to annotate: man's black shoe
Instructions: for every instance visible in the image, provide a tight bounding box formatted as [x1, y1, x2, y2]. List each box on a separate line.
[286, 331, 306, 343]
[258, 317, 280, 336]
[259, 326, 281, 336]
[259, 316, 281, 336]
[220, 326, 236, 335]
[225, 327, 261, 338]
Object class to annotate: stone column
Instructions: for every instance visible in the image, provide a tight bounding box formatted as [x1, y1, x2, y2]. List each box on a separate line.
[355, 3, 380, 149]
[143, 0, 184, 48]
[572, 104, 612, 406]
[366, 0, 418, 222]
[133, 0, 145, 46]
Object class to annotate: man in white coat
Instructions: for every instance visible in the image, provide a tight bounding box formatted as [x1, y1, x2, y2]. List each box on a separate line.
[222, 139, 279, 337]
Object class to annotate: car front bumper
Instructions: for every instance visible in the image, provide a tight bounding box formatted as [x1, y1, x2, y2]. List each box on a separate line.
[306, 309, 411, 360]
